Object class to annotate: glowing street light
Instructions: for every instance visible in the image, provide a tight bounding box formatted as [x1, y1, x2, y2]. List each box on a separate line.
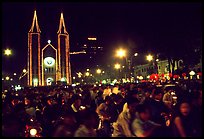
[4, 48, 12, 56]
[189, 71, 195, 76]
[5, 76, 10, 80]
[23, 69, 27, 73]
[77, 72, 82, 78]
[134, 53, 138, 57]
[114, 63, 121, 69]
[146, 54, 153, 62]
[85, 72, 90, 76]
[96, 69, 102, 74]
[116, 48, 126, 58]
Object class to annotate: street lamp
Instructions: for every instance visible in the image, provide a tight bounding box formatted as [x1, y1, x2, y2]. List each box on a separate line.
[4, 48, 12, 56]
[116, 48, 127, 79]
[23, 69, 27, 73]
[146, 54, 153, 62]
[116, 48, 126, 58]
[85, 72, 90, 76]
[96, 69, 102, 74]
[5, 76, 10, 80]
[130, 52, 138, 81]
[114, 63, 121, 69]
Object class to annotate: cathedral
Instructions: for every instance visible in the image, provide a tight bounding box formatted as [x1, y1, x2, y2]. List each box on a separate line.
[27, 10, 71, 86]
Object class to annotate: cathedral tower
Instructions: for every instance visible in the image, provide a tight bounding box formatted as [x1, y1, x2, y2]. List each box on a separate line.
[28, 10, 41, 86]
[57, 13, 71, 84]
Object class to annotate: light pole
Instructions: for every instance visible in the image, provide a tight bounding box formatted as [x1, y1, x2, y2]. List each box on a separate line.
[146, 54, 158, 75]
[129, 53, 138, 82]
[114, 63, 121, 81]
[115, 48, 127, 80]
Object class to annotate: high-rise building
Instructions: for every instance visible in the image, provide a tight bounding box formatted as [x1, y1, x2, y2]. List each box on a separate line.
[81, 37, 103, 56]
[27, 10, 71, 86]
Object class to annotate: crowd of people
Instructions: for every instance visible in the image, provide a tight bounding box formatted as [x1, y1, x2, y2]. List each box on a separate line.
[2, 80, 202, 137]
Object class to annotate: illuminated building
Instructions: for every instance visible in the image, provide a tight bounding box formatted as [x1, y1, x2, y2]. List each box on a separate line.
[81, 37, 103, 55]
[27, 10, 71, 86]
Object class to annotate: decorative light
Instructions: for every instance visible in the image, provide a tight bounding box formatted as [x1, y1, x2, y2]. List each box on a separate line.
[156, 59, 159, 62]
[85, 72, 90, 76]
[30, 128, 37, 136]
[116, 48, 126, 58]
[189, 71, 195, 76]
[44, 57, 55, 67]
[4, 49, 12, 56]
[48, 40, 51, 44]
[96, 69, 102, 74]
[23, 69, 27, 73]
[88, 37, 97, 40]
[146, 54, 153, 62]
[5, 76, 10, 80]
[134, 53, 138, 56]
[114, 63, 121, 69]
[33, 78, 38, 82]
[73, 77, 76, 79]
[86, 69, 90, 71]
[61, 77, 66, 82]
[14, 73, 17, 76]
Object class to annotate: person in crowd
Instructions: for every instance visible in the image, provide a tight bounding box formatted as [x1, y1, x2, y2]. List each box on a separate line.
[112, 84, 120, 94]
[96, 96, 118, 136]
[162, 89, 174, 109]
[112, 95, 140, 137]
[2, 112, 24, 137]
[190, 88, 202, 137]
[144, 88, 170, 125]
[172, 99, 200, 137]
[103, 85, 112, 99]
[132, 104, 161, 137]
[74, 109, 99, 137]
[62, 94, 83, 125]
[41, 96, 61, 136]
[95, 88, 104, 106]
[53, 113, 77, 137]
[113, 94, 126, 114]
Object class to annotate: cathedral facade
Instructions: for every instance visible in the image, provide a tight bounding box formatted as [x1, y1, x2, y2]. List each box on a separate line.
[27, 10, 71, 86]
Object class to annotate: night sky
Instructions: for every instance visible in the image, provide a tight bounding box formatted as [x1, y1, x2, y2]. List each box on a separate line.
[2, 2, 202, 75]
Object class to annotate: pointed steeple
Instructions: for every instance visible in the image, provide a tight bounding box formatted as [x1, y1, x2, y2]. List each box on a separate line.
[29, 10, 41, 33]
[57, 12, 68, 34]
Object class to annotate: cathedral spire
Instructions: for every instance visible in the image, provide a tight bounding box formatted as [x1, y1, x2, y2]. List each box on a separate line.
[57, 12, 68, 34]
[29, 10, 41, 33]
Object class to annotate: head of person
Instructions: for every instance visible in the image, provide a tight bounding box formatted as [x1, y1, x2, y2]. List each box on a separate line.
[71, 94, 82, 108]
[179, 100, 191, 116]
[136, 104, 151, 122]
[63, 113, 77, 126]
[105, 96, 112, 105]
[80, 109, 99, 129]
[154, 88, 163, 101]
[145, 90, 151, 98]
[126, 96, 140, 115]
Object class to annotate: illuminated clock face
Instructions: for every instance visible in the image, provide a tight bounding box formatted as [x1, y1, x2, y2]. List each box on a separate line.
[44, 57, 55, 67]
